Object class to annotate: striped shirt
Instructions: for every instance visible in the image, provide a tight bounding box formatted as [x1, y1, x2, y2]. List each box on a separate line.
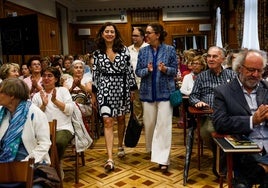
[189, 68, 236, 107]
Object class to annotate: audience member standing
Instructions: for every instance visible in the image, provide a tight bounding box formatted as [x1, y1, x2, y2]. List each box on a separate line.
[128, 27, 148, 125]
[135, 23, 177, 173]
[92, 22, 137, 172]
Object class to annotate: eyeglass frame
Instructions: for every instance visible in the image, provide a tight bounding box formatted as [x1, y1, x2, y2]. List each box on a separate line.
[241, 64, 264, 74]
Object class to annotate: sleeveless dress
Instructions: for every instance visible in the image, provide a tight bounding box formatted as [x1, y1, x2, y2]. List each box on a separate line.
[93, 47, 137, 117]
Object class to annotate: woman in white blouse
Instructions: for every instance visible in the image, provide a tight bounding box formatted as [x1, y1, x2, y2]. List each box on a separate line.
[180, 55, 206, 95]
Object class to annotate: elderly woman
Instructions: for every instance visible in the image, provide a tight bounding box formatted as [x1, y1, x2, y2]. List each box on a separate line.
[180, 55, 207, 95]
[63, 59, 94, 131]
[32, 67, 75, 179]
[0, 63, 20, 83]
[0, 78, 51, 187]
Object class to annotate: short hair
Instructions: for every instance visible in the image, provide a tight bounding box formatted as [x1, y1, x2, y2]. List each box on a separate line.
[133, 27, 145, 37]
[232, 49, 267, 73]
[208, 46, 226, 58]
[0, 78, 29, 100]
[42, 67, 61, 87]
[27, 56, 41, 68]
[0, 63, 20, 80]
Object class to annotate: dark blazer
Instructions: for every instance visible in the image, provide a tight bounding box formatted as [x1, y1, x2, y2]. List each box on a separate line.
[213, 77, 268, 135]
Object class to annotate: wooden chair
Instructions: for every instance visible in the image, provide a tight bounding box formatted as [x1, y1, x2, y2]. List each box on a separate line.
[0, 157, 35, 188]
[49, 119, 63, 188]
[64, 138, 85, 184]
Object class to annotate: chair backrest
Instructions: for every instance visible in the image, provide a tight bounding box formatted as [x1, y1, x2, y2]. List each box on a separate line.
[49, 119, 58, 168]
[0, 157, 35, 188]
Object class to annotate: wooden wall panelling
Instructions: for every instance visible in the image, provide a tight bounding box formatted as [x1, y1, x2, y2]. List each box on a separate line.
[68, 22, 132, 55]
[38, 14, 60, 57]
[1, 2, 61, 64]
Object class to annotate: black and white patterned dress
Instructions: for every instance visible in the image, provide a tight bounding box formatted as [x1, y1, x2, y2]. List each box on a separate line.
[93, 47, 137, 117]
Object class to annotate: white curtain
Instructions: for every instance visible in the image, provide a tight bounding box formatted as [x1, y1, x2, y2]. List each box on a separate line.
[193, 36, 197, 49]
[215, 7, 223, 48]
[241, 0, 259, 49]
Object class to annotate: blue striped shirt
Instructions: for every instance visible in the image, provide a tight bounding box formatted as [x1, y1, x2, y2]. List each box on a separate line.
[189, 68, 236, 107]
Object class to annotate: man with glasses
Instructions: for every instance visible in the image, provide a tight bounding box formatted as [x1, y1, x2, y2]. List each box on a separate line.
[189, 46, 236, 177]
[128, 28, 148, 126]
[213, 49, 268, 187]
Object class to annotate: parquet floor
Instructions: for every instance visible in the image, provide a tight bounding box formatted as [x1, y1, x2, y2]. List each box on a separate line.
[62, 117, 226, 188]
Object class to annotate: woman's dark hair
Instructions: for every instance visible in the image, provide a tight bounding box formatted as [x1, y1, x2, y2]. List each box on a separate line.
[27, 56, 41, 68]
[147, 23, 167, 43]
[134, 27, 145, 37]
[95, 22, 124, 54]
[42, 67, 61, 87]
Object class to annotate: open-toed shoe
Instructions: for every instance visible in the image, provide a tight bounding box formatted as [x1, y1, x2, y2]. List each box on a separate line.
[104, 159, 114, 172]
[117, 147, 125, 158]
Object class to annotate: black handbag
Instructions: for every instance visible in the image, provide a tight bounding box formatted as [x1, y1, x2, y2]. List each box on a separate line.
[124, 103, 143, 147]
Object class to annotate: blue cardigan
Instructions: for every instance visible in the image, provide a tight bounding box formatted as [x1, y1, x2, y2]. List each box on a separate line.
[135, 44, 177, 102]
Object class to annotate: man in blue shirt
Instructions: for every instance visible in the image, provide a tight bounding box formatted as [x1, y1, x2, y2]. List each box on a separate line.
[189, 46, 236, 176]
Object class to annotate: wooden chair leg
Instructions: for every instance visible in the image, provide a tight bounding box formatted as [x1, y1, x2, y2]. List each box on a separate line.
[81, 152, 85, 166]
[75, 152, 79, 184]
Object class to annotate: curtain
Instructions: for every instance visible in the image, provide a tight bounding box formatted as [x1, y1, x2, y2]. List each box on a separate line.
[241, 0, 259, 49]
[215, 7, 223, 48]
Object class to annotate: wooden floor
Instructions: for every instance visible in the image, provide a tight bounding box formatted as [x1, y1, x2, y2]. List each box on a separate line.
[62, 117, 226, 188]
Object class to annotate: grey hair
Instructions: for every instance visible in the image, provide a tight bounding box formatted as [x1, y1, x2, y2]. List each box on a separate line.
[232, 49, 267, 73]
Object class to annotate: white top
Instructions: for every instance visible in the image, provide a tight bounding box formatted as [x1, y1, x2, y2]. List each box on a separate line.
[32, 87, 74, 134]
[180, 72, 195, 96]
[0, 104, 51, 164]
[128, 42, 148, 89]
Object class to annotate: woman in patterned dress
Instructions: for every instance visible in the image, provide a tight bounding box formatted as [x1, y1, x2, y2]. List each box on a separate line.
[93, 22, 137, 172]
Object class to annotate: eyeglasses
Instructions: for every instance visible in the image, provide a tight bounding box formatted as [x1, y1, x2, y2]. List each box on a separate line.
[242, 64, 264, 74]
[145, 31, 155, 35]
[132, 35, 141, 37]
[31, 63, 41, 67]
[42, 74, 54, 78]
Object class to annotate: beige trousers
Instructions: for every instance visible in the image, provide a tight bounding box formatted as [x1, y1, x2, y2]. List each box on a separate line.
[143, 101, 173, 165]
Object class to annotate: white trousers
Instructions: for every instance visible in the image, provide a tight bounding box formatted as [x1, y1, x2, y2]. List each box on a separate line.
[143, 101, 173, 165]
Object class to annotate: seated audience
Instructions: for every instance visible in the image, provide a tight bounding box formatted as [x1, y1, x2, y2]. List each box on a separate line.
[0, 78, 51, 187]
[32, 67, 75, 179]
[19, 63, 31, 80]
[189, 46, 236, 177]
[213, 49, 268, 187]
[0, 63, 20, 83]
[24, 56, 43, 98]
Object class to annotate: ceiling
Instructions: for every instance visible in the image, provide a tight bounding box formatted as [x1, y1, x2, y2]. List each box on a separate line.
[59, 0, 210, 13]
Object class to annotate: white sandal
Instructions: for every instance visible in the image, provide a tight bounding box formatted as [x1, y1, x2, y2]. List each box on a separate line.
[117, 147, 125, 158]
[104, 159, 114, 172]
